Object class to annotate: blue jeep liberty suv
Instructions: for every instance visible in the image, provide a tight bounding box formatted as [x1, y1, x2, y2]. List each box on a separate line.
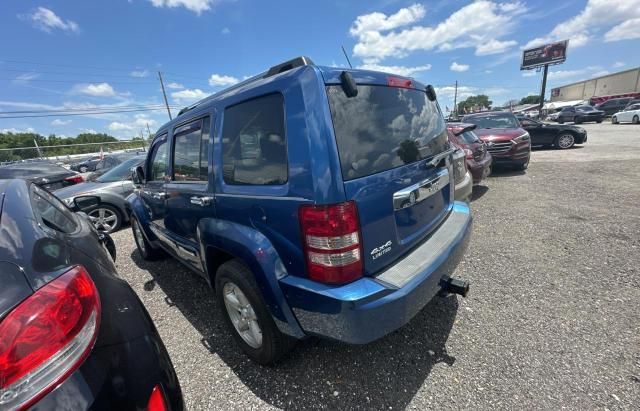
[128, 57, 472, 364]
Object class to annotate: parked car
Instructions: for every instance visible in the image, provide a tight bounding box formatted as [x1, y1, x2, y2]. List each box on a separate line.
[70, 156, 102, 173]
[0, 161, 83, 190]
[127, 57, 473, 364]
[55, 156, 145, 233]
[516, 116, 587, 149]
[557, 105, 605, 124]
[86, 151, 146, 180]
[0, 179, 183, 410]
[594, 97, 633, 116]
[623, 99, 640, 109]
[446, 123, 492, 184]
[547, 111, 561, 122]
[612, 103, 640, 124]
[450, 147, 472, 203]
[461, 111, 531, 170]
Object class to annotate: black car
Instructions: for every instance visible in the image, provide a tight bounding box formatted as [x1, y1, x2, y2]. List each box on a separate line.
[557, 105, 605, 124]
[70, 156, 102, 172]
[0, 179, 183, 410]
[594, 97, 632, 116]
[517, 116, 587, 149]
[55, 156, 145, 233]
[0, 161, 83, 190]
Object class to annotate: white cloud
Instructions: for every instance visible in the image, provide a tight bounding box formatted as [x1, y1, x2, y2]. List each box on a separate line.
[148, 0, 214, 14]
[358, 63, 431, 77]
[604, 18, 640, 42]
[450, 62, 469, 72]
[20, 7, 79, 33]
[547, 69, 587, 80]
[73, 82, 116, 97]
[130, 69, 149, 78]
[51, 119, 72, 126]
[523, 0, 640, 49]
[108, 122, 133, 131]
[171, 88, 208, 104]
[208, 74, 239, 87]
[612, 61, 626, 68]
[1, 127, 36, 134]
[80, 128, 98, 134]
[350, 2, 524, 63]
[12, 73, 41, 84]
[522, 71, 537, 77]
[592, 70, 610, 77]
[475, 39, 518, 56]
[221, 27, 231, 34]
[167, 82, 184, 89]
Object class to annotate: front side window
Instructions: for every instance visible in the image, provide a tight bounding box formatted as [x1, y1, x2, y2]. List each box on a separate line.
[327, 85, 447, 181]
[222, 94, 287, 185]
[172, 117, 210, 182]
[148, 136, 168, 181]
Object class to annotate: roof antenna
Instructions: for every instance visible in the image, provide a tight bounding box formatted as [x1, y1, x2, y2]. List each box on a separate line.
[341, 45, 353, 69]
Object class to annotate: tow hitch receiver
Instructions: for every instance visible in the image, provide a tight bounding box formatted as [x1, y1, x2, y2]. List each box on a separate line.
[441, 276, 470, 297]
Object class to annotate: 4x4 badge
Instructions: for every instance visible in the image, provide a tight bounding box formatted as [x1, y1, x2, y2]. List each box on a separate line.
[370, 240, 392, 260]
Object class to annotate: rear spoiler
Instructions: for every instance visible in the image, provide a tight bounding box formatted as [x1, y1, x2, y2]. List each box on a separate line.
[453, 124, 477, 136]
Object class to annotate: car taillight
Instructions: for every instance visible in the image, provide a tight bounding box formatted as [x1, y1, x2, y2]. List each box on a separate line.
[147, 385, 167, 411]
[64, 175, 84, 184]
[299, 201, 363, 284]
[0, 265, 100, 410]
[387, 76, 412, 88]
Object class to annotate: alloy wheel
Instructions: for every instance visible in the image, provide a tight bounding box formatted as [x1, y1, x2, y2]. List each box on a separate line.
[87, 207, 119, 233]
[132, 219, 146, 254]
[222, 282, 263, 349]
[633, 116, 639, 124]
[557, 134, 575, 149]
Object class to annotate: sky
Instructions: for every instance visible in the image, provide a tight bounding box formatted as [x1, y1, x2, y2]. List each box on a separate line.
[1, 0, 639, 139]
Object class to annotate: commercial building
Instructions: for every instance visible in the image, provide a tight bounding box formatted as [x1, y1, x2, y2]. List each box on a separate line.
[550, 67, 640, 103]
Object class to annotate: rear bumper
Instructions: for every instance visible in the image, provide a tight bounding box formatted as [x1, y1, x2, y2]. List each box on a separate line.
[467, 153, 492, 184]
[454, 171, 473, 203]
[279, 202, 472, 344]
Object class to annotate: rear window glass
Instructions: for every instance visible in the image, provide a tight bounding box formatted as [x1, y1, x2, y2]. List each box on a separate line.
[0, 162, 67, 178]
[222, 93, 287, 185]
[462, 113, 519, 129]
[31, 185, 77, 234]
[327, 85, 447, 181]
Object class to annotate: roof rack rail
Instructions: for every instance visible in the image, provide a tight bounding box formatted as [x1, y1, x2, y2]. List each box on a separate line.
[265, 56, 314, 78]
[177, 104, 197, 117]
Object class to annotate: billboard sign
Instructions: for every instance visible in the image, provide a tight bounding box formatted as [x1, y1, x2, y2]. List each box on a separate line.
[521, 40, 568, 70]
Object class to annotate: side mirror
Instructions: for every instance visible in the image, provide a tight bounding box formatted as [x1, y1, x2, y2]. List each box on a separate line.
[73, 195, 100, 212]
[132, 165, 145, 184]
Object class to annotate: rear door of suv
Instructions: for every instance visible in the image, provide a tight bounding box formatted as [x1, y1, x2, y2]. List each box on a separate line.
[325, 78, 453, 277]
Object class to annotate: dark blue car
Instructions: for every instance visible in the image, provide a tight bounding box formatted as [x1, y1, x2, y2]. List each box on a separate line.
[128, 57, 473, 364]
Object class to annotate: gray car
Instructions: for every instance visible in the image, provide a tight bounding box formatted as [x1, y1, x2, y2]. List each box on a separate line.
[54, 156, 144, 233]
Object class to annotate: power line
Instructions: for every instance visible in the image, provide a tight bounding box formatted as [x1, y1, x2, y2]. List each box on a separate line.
[0, 68, 158, 80]
[0, 59, 141, 72]
[2, 77, 157, 85]
[0, 107, 179, 119]
[0, 104, 180, 115]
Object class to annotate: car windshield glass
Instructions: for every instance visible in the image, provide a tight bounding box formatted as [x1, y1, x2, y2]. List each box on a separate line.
[95, 157, 144, 183]
[463, 113, 519, 129]
[326, 85, 447, 181]
[0, 162, 67, 178]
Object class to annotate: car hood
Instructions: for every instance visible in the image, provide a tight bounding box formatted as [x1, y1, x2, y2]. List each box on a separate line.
[582, 109, 605, 115]
[54, 180, 120, 199]
[473, 127, 527, 142]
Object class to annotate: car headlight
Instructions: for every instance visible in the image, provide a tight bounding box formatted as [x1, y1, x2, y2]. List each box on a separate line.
[513, 132, 530, 143]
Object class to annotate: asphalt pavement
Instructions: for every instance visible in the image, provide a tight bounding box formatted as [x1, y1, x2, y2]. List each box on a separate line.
[111, 122, 640, 410]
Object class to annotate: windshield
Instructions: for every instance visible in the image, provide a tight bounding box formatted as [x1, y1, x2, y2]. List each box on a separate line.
[326, 85, 447, 181]
[95, 157, 144, 183]
[458, 130, 480, 144]
[463, 113, 519, 129]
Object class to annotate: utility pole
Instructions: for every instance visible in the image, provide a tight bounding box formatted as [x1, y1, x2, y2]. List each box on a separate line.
[158, 71, 172, 120]
[538, 64, 549, 119]
[146, 122, 152, 137]
[341, 45, 353, 69]
[453, 80, 458, 117]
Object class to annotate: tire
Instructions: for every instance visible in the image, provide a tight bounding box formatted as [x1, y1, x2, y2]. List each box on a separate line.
[555, 133, 575, 149]
[596, 120, 603, 123]
[79, 166, 89, 173]
[87, 204, 122, 233]
[215, 260, 295, 365]
[574, 117, 581, 124]
[633, 115, 640, 124]
[515, 159, 529, 171]
[558, 119, 564, 124]
[612, 116, 618, 124]
[131, 216, 165, 260]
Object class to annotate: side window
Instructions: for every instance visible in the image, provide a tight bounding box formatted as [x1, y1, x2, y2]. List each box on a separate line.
[31, 186, 78, 234]
[148, 136, 168, 181]
[222, 94, 287, 185]
[172, 117, 210, 182]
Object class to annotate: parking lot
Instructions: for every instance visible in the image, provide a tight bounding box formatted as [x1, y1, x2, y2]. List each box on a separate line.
[111, 122, 639, 410]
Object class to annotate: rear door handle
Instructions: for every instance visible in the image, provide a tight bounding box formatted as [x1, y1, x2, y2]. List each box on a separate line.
[190, 196, 213, 206]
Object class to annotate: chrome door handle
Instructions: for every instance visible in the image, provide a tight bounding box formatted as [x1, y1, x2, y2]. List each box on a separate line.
[190, 196, 213, 206]
[152, 192, 168, 200]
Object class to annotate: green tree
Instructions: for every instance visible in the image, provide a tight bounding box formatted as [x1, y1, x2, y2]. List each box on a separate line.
[457, 95, 492, 114]
[519, 95, 541, 105]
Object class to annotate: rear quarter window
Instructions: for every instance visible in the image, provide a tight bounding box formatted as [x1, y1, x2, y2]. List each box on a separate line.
[30, 185, 78, 234]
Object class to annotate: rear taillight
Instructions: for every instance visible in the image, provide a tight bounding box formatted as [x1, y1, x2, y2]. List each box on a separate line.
[147, 385, 167, 411]
[64, 175, 84, 184]
[0, 265, 100, 410]
[387, 76, 412, 88]
[299, 201, 363, 284]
